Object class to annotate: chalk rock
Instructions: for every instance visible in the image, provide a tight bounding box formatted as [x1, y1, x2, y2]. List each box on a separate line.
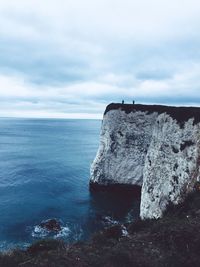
[90, 103, 200, 219]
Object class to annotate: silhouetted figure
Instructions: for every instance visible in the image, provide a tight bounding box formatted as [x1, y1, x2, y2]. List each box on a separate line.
[133, 100, 135, 104]
[122, 100, 124, 104]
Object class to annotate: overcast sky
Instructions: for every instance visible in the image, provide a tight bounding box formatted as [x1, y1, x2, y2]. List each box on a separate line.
[0, 0, 200, 119]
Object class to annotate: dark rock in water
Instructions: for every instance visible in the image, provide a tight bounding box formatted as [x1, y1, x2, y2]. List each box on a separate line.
[40, 219, 61, 232]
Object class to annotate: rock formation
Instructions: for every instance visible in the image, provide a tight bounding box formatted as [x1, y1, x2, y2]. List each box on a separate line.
[90, 103, 200, 219]
[40, 219, 61, 232]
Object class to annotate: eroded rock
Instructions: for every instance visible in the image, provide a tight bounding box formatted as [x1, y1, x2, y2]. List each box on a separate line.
[40, 219, 61, 232]
[90, 103, 200, 219]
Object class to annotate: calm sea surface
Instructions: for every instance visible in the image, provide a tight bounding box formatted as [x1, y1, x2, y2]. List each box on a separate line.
[0, 118, 140, 251]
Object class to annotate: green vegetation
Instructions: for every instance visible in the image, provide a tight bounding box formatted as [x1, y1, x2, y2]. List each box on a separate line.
[1, 189, 200, 266]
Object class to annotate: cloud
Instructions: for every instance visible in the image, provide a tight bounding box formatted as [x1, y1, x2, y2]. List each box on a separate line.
[0, 0, 200, 118]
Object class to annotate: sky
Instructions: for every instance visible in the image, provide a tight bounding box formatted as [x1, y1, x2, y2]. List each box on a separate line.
[0, 0, 200, 119]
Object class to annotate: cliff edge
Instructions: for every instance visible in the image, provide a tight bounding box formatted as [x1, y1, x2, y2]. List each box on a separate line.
[90, 103, 200, 219]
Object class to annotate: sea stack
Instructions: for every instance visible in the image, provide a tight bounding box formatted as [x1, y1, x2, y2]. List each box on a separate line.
[90, 103, 200, 219]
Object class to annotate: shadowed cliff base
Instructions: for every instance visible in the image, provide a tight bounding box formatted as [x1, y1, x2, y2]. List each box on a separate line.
[1, 189, 200, 266]
[105, 103, 200, 126]
[89, 182, 141, 197]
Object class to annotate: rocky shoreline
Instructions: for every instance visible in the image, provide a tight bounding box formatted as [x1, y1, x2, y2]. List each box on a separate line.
[1, 188, 200, 267]
[2, 103, 200, 266]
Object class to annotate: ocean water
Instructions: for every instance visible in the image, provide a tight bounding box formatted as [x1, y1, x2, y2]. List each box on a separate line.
[0, 118, 140, 251]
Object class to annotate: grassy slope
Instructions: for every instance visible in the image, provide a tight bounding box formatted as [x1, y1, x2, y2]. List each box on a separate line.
[1, 189, 200, 267]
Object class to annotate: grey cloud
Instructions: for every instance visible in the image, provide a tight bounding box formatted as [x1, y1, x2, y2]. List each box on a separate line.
[0, 36, 92, 86]
[136, 70, 173, 81]
[0, 0, 200, 118]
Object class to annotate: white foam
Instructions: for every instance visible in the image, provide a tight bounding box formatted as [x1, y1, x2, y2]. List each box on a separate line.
[70, 224, 83, 241]
[103, 216, 119, 225]
[121, 225, 129, 237]
[31, 225, 49, 238]
[31, 221, 71, 240]
[30, 219, 85, 243]
[54, 226, 71, 238]
[0, 241, 31, 252]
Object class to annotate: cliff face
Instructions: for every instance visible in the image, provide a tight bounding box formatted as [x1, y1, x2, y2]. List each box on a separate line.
[90, 103, 200, 219]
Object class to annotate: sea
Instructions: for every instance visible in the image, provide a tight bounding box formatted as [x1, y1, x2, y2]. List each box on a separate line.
[0, 118, 140, 251]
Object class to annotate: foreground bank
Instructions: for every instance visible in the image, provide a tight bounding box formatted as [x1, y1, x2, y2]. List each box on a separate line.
[1, 188, 200, 267]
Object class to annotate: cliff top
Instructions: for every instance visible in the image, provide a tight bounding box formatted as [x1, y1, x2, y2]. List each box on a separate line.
[105, 103, 200, 125]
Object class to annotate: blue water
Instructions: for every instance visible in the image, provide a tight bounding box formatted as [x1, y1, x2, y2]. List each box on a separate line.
[0, 118, 140, 251]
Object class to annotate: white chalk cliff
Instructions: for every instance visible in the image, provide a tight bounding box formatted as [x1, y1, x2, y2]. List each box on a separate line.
[90, 103, 200, 219]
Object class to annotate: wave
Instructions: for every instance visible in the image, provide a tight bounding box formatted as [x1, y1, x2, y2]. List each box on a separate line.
[31, 219, 83, 242]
